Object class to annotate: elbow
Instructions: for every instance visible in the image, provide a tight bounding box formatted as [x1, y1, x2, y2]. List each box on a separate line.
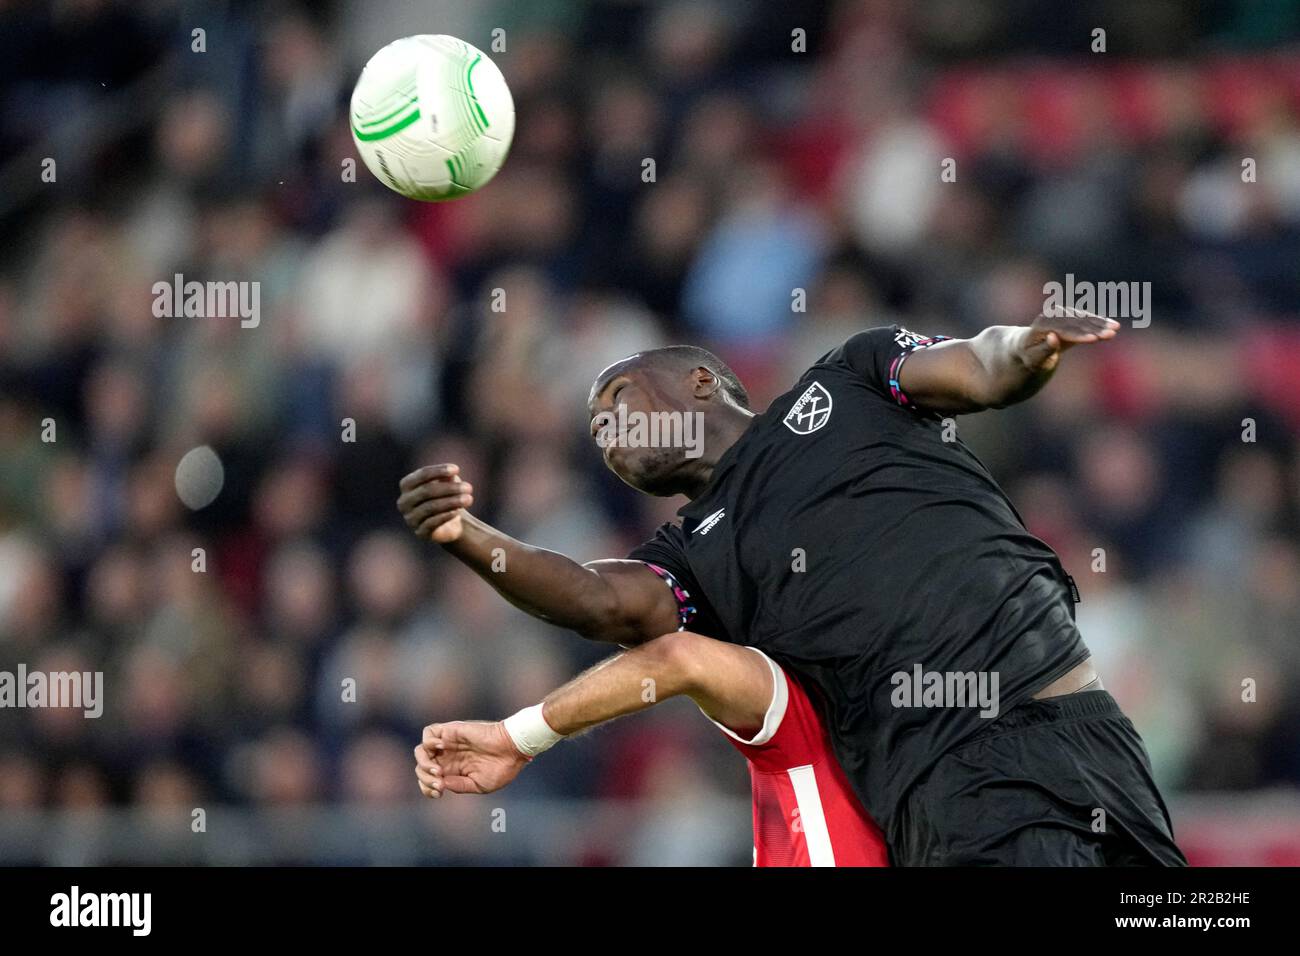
[564, 567, 629, 642]
[633, 631, 706, 696]
[977, 386, 1015, 411]
[572, 564, 666, 645]
[570, 587, 643, 645]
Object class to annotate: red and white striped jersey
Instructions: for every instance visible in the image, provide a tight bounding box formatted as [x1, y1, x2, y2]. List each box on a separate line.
[703, 648, 890, 867]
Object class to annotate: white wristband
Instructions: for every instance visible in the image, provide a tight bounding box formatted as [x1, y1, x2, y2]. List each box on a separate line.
[502, 703, 565, 758]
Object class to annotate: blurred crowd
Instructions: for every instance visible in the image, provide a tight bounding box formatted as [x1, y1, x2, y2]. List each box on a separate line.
[2, 0, 1300, 864]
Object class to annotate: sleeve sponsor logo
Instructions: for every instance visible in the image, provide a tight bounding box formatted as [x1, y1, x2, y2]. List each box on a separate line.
[893, 327, 926, 349]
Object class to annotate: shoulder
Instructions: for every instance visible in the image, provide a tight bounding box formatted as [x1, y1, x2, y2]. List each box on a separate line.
[816, 325, 949, 368]
[806, 325, 953, 407]
[625, 521, 691, 568]
[813, 325, 906, 368]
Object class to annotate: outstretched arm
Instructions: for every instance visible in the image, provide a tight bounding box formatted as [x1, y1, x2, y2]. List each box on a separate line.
[397, 464, 678, 645]
[414, 631, 773, 797]
[898, 310, 1119, 414]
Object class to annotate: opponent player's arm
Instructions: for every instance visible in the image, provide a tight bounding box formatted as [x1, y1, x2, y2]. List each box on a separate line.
[414, 631, 773, 797]
[397, 464, 677, 645]
[898, 310, 1119, 414]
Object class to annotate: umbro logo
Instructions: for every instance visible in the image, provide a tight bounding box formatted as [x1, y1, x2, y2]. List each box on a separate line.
[693, 508, 726, 535]
[783, 381, 832, 435]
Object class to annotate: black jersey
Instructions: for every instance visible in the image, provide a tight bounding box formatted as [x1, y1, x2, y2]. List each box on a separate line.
[628, 325, 1090, 825]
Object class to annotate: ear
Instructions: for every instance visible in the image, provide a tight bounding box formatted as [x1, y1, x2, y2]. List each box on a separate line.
[691, 367, 721, 400]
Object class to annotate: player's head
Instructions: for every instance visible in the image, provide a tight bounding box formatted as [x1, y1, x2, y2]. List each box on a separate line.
[587, 346, 750, 496]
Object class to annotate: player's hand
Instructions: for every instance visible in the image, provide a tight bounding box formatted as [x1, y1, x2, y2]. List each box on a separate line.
[415, 720, 528, 797]
[397, 464, 474, 543]
[1023, 309, 1119, 372]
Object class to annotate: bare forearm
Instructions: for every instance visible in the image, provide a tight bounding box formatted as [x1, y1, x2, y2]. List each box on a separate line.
[398, 464, 678, 644]
[541, 632, 773, 737]
[540, 643, 695, 736]
[443, 514, 625, 640]
[439, 514, 677, 644]
[419, 644, 702, 796]
[900, 311, 1117, 414]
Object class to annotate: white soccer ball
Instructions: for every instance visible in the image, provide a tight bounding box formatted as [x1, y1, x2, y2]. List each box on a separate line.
[350, 34, 515, 201]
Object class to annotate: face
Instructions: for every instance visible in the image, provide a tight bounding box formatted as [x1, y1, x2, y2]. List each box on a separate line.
[587, 357, 693, 496]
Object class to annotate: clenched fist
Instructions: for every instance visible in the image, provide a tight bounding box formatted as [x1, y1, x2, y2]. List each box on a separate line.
[414, 720, 528, 798]
[397, 464, 474, 543]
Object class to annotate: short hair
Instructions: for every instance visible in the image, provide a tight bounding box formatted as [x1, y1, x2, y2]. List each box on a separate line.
[643, 345, 750, 409]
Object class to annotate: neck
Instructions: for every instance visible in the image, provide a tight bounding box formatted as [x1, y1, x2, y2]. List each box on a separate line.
[679, 404, 755, 499]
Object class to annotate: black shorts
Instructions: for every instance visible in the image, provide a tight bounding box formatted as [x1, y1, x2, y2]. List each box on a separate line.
[890, 690, 1188, 866]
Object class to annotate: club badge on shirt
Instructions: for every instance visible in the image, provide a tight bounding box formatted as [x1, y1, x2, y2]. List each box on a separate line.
[783, 381, 833, 435]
